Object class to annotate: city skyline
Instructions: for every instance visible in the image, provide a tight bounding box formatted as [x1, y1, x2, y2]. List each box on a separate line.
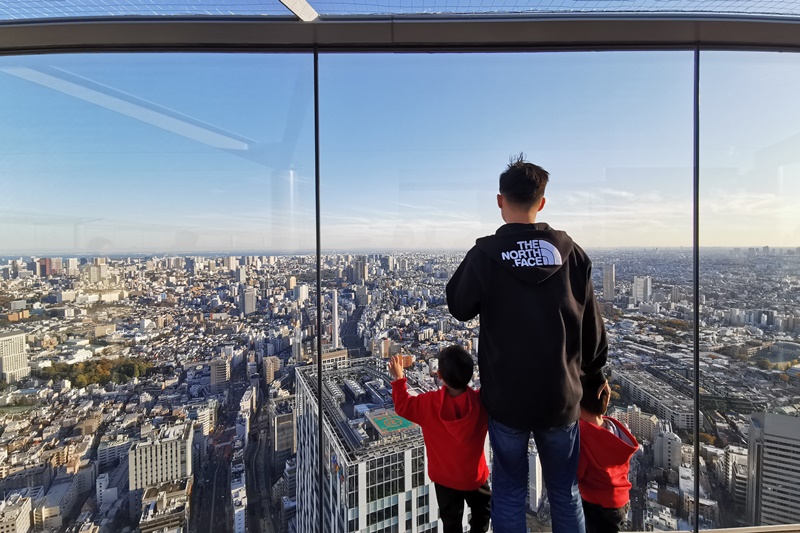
[1, 245, 795, 259]
[2, 246, 800, 532]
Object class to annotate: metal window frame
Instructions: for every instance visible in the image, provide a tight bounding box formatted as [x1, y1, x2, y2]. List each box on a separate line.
[1, 14, 800, 54]
[2, 13, 799, 533]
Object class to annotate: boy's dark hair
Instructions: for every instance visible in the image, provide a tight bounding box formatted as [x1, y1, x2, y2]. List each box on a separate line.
[438, 345, 474, 390]
[580, 372, 610, 416]
[499, 153, 550, 208]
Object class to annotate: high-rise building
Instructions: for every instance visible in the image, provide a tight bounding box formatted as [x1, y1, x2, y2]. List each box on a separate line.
[331, 290, 340, 349]
[66, 258, 79, 276]
[240, 286, 256, 316]
[608, 404, 659, 443]
[264, 356, 282, 385]
[288, 276, 297, 290]
[210, 358, 230, 395]
[354, 256, 368, 284]
[268, 396, 297, 474]
[746, 412, 800, 526]
[231, 464, 247, 533]
[186, 399, 218, 436]
[128, 423, 193, 491]
[295, 284, 309, 303]
[38, 258, 52, 278]
[355, 286, 369, 307]
[528, 440, 545, 512]
[96, 473, 116, 510]
[260, 276, 271, 299]
[295, 362, 445, 533]
[671, 285, 682, 303]
[0, 331, 30, 384]
[603, 263, 616, 301]
[633, 275, 653, 304]
[654, 422, 682, 471]
[723, 445, 748, 510]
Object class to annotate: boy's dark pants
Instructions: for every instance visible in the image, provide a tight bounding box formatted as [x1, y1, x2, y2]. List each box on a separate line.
[582, 500, 629, 533]
[435, 482, 491, 533]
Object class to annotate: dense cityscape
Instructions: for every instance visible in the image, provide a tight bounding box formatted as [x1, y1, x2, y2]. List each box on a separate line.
[1, 247, 799, 533]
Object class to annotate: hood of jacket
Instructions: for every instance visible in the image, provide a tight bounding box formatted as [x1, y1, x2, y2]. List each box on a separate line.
[436, 387, 485, 444]
[580, 418, 639, 467]
[475, 223, 574, 284]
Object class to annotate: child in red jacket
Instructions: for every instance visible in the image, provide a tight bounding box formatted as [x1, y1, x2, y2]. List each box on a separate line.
[389, 346, 490, 533]
[578, 373, 638, 533]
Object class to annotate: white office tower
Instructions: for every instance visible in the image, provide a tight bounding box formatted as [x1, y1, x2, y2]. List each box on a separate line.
[296, 283, 309, 303]
[603, 264, 616, 301]
[296, 361, 448, 533]
[633, 275, 653, 304]
[0, 331, 30, 383]
[0, 493, 32, 533]
[723, 445, 748, 509]
[654, 422, 682, 471]
[746, 413, 800, 526]
[128, 423, 193, 491]
[66, 257, 79, 275]
[231, 463, 247, 533]
[240, 286, 257, 315]
[527, 440, 545, 512]
[331, 290, 340, 349]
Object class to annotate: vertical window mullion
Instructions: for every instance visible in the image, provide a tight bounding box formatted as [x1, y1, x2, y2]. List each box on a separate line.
[692, 44, 701, 533]
[314, 46, 324, 533]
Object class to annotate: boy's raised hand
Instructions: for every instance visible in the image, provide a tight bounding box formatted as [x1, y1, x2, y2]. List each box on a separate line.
[388, 355, 405, 381]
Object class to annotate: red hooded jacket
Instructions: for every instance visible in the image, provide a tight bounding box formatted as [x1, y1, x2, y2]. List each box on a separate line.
[391, 378, 489, 491]
[578, 417, 639, 508]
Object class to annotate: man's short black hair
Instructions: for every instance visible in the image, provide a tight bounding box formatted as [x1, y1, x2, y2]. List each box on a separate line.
[580, 372, 610, 416]
[499, 153, 550, 208]
[438, 345, 474, 390]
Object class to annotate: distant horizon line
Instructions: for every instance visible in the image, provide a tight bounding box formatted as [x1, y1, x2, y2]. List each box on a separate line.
[2, 245, 798, 259]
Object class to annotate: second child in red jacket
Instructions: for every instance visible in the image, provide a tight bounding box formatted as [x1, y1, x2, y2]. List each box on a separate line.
[578, 373, 639, 533]
[389, 346, 490, 533]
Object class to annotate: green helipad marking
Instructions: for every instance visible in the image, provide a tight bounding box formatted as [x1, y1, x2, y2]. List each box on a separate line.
[369, 412, 414, 435]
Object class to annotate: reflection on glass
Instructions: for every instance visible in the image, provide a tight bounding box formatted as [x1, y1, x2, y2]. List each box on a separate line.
[0, 53, 314, 533]
[700, 51, 800, 529]
[318, 52, 692, 531]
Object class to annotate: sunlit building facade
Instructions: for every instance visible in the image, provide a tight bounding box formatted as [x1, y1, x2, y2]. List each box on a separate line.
[296, 362, 441, 533]
[746, 413, 800, 526]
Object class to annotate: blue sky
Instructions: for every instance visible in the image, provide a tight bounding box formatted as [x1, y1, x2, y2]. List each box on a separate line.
[1, 50, 799, 254]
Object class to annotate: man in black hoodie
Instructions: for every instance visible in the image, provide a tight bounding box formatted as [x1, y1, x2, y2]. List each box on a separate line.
[446, 156, 608, 533]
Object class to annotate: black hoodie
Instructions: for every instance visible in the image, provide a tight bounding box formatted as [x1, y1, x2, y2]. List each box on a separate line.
[446, 222, 608, 430]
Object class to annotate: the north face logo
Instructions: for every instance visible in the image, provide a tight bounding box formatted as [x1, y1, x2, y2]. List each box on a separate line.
[500, 239, 563, 267]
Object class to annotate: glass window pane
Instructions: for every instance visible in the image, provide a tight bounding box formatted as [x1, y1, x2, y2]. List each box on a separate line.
[0, 52, 314, 533]
[319, 51, 694, 532]
[700, 50, 800, 530]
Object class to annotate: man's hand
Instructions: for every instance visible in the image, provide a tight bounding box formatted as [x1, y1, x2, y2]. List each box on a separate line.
[388, 355, 405, 381]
